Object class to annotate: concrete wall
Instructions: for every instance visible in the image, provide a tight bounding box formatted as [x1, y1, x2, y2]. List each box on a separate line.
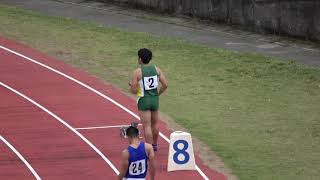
[101, 0, 320, 41]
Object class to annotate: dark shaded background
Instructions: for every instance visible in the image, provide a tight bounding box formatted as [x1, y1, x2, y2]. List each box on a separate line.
[101, 0, 320, 41]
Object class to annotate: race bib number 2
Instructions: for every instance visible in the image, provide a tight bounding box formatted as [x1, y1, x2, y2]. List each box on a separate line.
[143, 75, 159, 90]
[129, 159, 146, 176]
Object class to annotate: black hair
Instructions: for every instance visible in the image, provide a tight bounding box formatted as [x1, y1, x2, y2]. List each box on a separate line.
[126, 126, 139, 138]
[138, 48, 152, 64]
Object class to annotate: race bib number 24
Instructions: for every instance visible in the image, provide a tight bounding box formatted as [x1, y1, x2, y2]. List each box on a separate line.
[129, 159, 146, 176]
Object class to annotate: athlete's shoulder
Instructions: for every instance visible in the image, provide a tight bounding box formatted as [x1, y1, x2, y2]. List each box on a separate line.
[133, 68, 141, 73]
[153, 64, 159, 69]
[154, 65, 161, 74]
[144, 143, 153, 152]
[121, 149, 130, 162]
[121, 149, 129, 158]
[133, 68, 142, 79]
[134, 68, 142, 74]
[144, 143, 154, 159]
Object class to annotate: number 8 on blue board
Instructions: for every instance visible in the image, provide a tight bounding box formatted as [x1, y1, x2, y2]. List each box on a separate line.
[173, 140, 190, 164]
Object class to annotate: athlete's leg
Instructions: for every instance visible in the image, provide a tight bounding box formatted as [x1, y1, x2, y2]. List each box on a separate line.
[151, 110, 159, 146]
[139, 110, 153, 144]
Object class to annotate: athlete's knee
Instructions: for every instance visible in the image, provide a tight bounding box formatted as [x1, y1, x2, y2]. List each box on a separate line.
[151, 120, 158, 127]
[142, 119, 151, 127]
[152, 126, 159, 133]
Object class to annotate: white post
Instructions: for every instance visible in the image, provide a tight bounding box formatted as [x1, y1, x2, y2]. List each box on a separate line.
[167, 131, 196, 172]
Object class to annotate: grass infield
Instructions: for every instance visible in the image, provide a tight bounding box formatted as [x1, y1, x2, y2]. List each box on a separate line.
[0, 5, 320, 180]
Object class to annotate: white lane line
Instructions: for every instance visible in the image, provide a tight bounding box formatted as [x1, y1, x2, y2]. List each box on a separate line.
[0, 45, 209, 180]
[0, 82, 120, 175]
[0, 45, 171, 144]
[75, 124, 142, 130]
[0, 135, 42, 180]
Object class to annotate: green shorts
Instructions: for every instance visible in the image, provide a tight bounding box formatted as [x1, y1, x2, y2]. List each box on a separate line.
[137, 96, 159, 111]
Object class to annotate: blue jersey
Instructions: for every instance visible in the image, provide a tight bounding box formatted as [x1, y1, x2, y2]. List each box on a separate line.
[125, 141, 148, 179]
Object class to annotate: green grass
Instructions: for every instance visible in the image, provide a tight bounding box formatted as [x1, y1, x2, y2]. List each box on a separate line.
[1, 5, 320, 180]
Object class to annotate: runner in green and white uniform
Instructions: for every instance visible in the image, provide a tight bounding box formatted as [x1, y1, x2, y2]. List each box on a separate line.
[137, 64, 159, 111]
[129, 48, 168, 151]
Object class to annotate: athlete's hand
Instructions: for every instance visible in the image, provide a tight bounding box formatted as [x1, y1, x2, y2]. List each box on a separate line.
[128, 81, 132, 86]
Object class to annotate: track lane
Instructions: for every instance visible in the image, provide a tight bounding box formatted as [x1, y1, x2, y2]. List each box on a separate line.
[0, 84, 117, 179]
[0, 135, 41, 180]
[0, 36, 226, 180]
[0, 137, 35, 180]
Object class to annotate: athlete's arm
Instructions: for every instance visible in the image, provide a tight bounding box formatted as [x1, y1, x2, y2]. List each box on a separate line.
[157, 67, 168, 95]
[145, 143, 156, 180]
[129, 69, 140, 94]
[118, 149, 129, 180]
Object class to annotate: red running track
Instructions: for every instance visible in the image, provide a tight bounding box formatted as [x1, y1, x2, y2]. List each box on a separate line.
[0, 36, 226, 180]
[0, 137, 36, 179]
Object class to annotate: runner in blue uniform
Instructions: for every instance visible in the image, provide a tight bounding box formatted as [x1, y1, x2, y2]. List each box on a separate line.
[118, 126, 155, 180]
